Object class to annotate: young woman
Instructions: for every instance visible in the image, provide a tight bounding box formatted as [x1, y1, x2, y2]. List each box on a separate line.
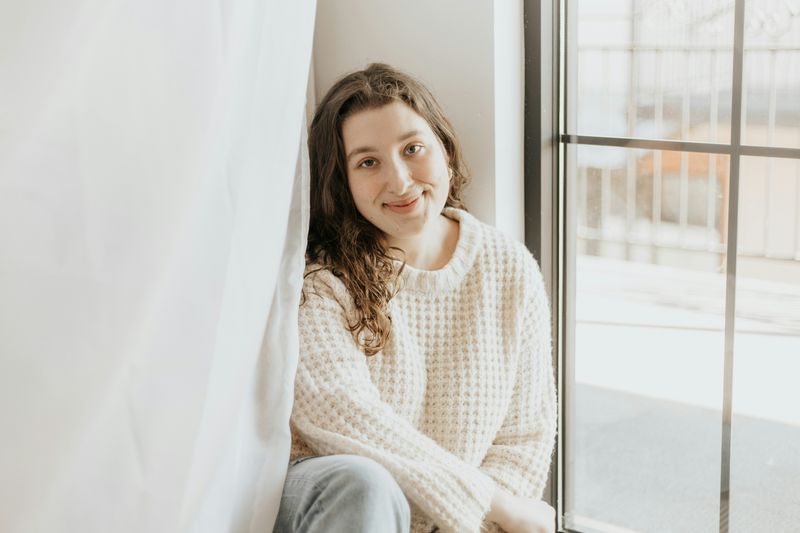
[274, 63, 557, 533]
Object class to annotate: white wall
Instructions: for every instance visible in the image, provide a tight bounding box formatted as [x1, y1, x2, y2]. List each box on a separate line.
[312, 0, 525, 241]
[493, 0, 525, 241]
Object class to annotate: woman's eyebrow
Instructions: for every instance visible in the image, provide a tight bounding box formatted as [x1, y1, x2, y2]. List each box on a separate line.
[397, 129, 423, 141]
[346, 145, 377, 162]
[346, 130, 424, 162]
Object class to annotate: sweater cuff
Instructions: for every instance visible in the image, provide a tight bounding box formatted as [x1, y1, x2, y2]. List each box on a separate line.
[417, 465, 496, 533]
[460, 468, 497, 533]
[480, 453, 549, 500]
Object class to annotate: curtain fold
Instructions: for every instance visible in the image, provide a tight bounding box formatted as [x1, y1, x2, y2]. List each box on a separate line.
[0, 1, 316, 531]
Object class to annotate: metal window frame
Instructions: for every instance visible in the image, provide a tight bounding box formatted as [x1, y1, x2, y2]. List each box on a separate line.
[560, 134, 800, 159]
[523, 0, 562, 513]
[524, 0, 800, 532]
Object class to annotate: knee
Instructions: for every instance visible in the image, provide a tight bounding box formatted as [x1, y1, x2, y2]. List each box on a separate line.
[327, 456, 410, 529]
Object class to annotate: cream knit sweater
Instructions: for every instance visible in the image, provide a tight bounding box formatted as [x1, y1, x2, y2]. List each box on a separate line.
[291, 208, 557, 533]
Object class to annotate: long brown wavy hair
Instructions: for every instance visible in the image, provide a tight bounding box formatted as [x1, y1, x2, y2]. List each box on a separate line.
[306, 63, 469, 356]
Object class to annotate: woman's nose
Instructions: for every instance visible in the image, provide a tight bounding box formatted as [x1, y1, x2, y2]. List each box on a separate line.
[385, 158, 414, 194]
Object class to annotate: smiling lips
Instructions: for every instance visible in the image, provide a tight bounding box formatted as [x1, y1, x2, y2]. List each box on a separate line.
[385, 195, 421, 213]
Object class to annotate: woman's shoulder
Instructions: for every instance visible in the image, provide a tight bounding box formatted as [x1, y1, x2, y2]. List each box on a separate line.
[448, 208, 542, 279]
[301, 264, 353, 310]
[454, 212, 550, 317]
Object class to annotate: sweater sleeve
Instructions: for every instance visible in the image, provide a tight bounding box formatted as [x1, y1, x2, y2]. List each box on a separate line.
[292, 273, 497, 533]
[479, 259, 557, 502]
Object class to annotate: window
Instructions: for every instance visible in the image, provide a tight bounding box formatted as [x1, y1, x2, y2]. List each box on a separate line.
[525, 0, 800, 531]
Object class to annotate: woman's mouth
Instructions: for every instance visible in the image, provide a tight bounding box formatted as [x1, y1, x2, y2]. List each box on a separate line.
[385, 195, 421, 214]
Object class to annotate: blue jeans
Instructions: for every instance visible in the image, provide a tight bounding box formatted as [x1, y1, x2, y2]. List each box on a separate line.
[274, 454, 411, 533]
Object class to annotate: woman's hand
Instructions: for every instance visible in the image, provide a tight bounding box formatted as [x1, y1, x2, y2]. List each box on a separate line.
[486, 487, 556, 533]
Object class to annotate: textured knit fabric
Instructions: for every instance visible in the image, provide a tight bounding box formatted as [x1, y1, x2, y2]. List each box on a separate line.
[290, 207, 557, 533]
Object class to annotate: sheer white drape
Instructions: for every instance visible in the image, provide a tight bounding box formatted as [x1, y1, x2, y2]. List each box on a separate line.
[0, 1, 316, 531]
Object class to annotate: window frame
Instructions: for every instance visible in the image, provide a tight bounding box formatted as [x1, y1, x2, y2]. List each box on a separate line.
[523, 0, 800, 531]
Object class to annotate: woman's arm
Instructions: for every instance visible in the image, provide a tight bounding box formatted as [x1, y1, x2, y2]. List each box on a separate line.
[293, 274, 496, 533]
[480, 259, 558, 516]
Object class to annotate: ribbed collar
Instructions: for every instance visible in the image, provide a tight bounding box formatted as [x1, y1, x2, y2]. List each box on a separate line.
[394, 207, 482, 293]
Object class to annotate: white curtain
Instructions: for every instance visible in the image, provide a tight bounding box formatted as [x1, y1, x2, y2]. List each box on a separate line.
[0, 1, 316, 531]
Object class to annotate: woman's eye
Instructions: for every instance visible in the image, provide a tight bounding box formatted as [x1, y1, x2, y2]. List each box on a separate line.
[359, 159, 377, 169]
[406, 144, 423, 155]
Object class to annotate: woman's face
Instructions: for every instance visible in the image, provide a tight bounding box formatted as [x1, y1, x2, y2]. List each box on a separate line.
[341, 101, 451, 245]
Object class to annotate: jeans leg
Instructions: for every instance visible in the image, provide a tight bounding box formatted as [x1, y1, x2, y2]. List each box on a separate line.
[274, 454, 411, 533]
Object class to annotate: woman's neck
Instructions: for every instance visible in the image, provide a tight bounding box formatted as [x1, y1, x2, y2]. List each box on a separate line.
[387, 214, 460, 271]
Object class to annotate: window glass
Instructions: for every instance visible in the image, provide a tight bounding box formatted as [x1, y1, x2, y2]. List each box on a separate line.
[573, 0, 733, 142]
[565, 145, 729, 532]
[561, 2, 800, 531]
[730, 156, 800, 532]
[741, 3, 800, 149]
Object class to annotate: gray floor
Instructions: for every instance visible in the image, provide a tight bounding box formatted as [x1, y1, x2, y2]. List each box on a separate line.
[567, 384, 800, 533]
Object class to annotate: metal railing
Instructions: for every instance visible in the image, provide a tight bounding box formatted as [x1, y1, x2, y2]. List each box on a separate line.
[572, 44, 800, 263]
